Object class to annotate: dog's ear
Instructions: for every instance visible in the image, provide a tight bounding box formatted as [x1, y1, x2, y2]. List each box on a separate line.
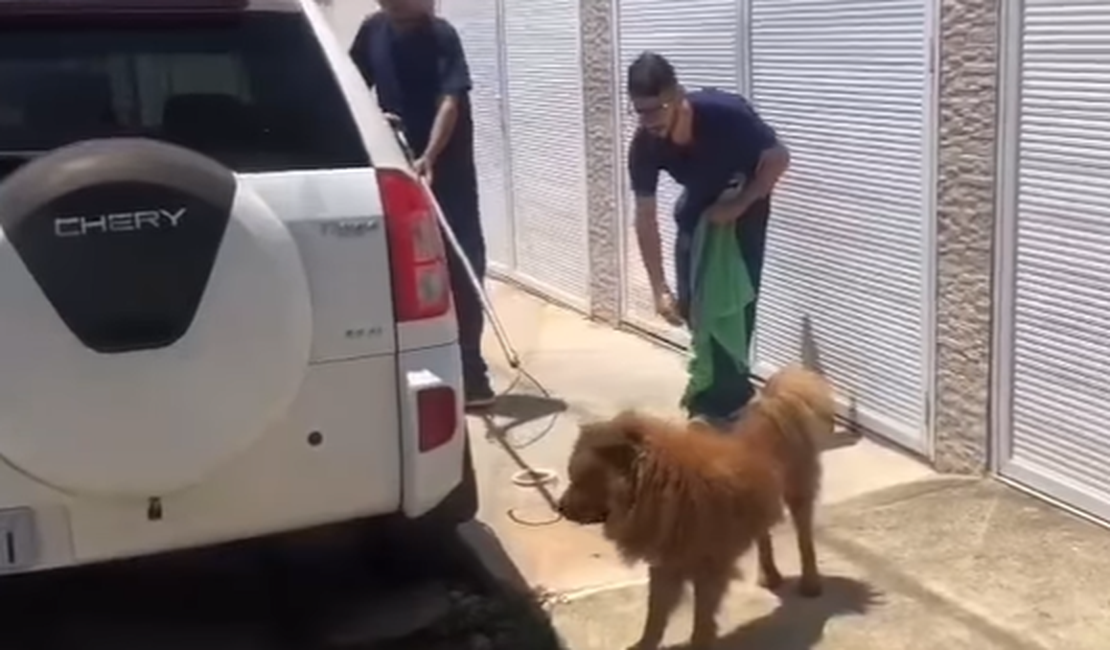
[610, 410, 648, 445]
[584, 411, 648, 472]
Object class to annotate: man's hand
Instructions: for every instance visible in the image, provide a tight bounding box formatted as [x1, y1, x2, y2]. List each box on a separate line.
[413, 156, 435, 185]
[654, 287, 683, 326]
[707, 202, 743, 226]
[706, 143, 790, 226]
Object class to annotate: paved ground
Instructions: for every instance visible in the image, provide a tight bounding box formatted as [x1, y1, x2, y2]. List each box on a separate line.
[0, 517, 532, 650]
[466, 280, 1110, 650]
[6, 278, 1107, 650]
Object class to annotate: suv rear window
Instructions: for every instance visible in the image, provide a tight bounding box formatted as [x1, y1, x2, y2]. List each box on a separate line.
[0, 11, 370, 179]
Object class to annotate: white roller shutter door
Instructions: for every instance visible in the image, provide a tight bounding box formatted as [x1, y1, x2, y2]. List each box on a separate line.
[437, 0, 514, 272]
[615, 0, 742, 345]
[501, 0, 590, 308]
[996, 1, 1110, 522]
[749, 0, 934, 451]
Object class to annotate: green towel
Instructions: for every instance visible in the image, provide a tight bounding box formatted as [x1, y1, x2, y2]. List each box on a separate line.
[681, 217, 756, 410]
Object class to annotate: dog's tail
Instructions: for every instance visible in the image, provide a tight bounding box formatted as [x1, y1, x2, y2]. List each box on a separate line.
[757, 364, 837, 450]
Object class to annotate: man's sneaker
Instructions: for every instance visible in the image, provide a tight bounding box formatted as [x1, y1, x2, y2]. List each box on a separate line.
[465, 382, 497, 411]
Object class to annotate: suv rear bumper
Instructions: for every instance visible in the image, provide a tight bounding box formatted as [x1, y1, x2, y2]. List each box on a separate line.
[396, 341, 468, 519]
[0, 341, 471, 575]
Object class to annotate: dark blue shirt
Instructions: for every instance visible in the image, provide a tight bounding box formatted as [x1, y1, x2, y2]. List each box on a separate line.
[629, 89, 778, 233]
[349, 13, 474, 172]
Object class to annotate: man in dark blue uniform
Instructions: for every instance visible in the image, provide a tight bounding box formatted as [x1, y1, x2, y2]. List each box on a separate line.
[626, 52, 790, 426]
[350, 0, 494, 408]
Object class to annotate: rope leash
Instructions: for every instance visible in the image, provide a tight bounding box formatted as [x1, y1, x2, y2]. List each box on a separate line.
[390, 123, 564, 526]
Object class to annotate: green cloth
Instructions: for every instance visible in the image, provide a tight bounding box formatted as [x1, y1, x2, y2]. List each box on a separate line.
[681, 218, 756, 410]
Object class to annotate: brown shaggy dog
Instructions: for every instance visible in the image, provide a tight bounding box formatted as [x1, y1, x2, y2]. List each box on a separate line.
[557, 364, 835, 650]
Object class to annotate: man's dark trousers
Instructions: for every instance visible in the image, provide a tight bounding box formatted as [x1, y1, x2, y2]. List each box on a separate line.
[431, 168, 489, 389]
[674, 195, 770, 421]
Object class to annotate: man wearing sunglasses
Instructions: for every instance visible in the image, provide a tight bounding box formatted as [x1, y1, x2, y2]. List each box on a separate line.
[627, 51, 790, 426]
[349, 0, 495, 409]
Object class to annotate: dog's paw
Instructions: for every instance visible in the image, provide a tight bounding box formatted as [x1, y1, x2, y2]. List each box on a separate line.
[758, 570, 784, 591]
[797, 576, 824, 598]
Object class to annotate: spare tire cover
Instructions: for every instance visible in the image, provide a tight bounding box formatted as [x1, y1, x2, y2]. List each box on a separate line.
[0, 139, 312, 498]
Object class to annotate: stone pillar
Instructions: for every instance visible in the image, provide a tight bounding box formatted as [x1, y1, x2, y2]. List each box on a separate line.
[580, 0, 623, 324]
[933, 0, 1000, 473]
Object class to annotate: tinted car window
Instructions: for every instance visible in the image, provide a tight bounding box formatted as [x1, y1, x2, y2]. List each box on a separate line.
[0, 12, 370, 178]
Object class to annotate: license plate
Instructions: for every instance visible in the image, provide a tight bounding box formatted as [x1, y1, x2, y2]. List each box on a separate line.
[0, 508, 38, 573]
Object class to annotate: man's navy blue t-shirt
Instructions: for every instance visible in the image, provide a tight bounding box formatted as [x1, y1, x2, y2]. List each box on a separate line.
[349, 13, 475, 175]
[628, 89, 778, 234]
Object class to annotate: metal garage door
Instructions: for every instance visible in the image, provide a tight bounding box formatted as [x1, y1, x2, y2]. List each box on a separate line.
[501, 0, 590, 309]
[615, 0, 743, 346]
[437, 0, 515, 272]
[749, 0, 935, 452]
[995, 0, 1110, 522]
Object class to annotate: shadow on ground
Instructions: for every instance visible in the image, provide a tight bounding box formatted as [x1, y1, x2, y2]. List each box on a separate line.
[668, 576, 882, 650]
[416, 520, 565, 650]
[0, 509, 568, 650]
[478, 390, 569, 448]
[486, 391, 569, 422]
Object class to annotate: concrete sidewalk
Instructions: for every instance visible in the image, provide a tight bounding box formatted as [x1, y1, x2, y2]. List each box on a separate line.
[463, 280, 1110, 650]
[550, 478, 1110, 650]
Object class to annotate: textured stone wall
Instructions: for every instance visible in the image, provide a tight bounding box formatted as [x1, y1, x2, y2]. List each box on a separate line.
[933, 0, 1000, 473]
[579, 0, 623, 323]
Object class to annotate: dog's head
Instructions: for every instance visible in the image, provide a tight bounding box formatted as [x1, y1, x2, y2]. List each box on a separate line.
[557, 411, 649, 525]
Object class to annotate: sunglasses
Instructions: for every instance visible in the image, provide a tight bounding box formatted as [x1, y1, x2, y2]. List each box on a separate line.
[630, 100, 674, 124]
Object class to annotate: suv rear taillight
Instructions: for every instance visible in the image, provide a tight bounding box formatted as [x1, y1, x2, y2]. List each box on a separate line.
[377, 168, 452, 323]
[417, 385, 457, 452]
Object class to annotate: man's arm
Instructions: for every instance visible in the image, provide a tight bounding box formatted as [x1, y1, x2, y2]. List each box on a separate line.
[420, 20, 473, 169]
[634, 195, 668, 294]
[627, 135, 678, 322]
[711, 143, 790, 221]
[709, 99, 790, 223]
[635, 198, 680, 325]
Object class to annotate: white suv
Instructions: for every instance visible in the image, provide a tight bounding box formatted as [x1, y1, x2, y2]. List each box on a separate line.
[0, 0, 475, 573]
